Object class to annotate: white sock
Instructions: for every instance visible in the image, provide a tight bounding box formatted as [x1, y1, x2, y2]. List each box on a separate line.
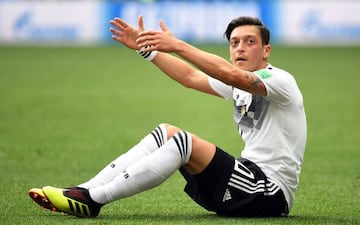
[89, 130, 192, 204]
[79, 124, 167, 189]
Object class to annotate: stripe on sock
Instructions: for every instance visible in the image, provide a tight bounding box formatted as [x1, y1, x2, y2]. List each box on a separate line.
[151, 125, 165, 148]
[173, 131, 191, 165]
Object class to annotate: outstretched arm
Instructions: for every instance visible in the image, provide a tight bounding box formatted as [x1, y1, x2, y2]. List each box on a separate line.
[136, 20, 266, 96]
[110, 16, 219, 96]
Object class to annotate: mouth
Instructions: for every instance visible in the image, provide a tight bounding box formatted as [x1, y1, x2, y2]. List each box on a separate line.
[235, 56, 247, 63]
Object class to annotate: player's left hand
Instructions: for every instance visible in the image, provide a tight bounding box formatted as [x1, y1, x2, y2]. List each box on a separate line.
[136, 20, 181, 53]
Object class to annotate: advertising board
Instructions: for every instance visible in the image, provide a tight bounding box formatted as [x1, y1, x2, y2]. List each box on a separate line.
[0, 1, 359, 45]
[277, 1, 360, 45]
[0, 1, 102, 44]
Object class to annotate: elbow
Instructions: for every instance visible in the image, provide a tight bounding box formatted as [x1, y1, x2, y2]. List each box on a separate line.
[180, 70, 201, 89]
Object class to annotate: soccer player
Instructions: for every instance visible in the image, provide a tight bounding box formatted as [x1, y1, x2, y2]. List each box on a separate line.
[29, 16, 307, 218]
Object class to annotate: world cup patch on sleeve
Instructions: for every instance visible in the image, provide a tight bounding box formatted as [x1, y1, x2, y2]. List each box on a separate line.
[255, 70, 272, 79]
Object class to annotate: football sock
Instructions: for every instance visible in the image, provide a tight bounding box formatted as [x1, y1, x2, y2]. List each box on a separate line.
[78, 124, 168, 189]
[89, 130, 192, 204]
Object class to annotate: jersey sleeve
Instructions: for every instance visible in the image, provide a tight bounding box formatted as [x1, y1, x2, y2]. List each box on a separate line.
[254, 67, 295, 105]
[208, 76, 233, 99]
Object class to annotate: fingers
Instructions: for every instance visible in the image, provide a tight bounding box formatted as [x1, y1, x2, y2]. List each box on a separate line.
[110, 17, 127, 31]
[137, 38, 154, 48]
[136, 32, 155, 43]
[109, 23, 125, 42]
[136, 21, 170, 50]
[109, 27, 121, 36]
[111, 35, 122, 43]
[108, 16, 172, 50]
[138, 15, 144, 32]
[159, 20, 168, 32]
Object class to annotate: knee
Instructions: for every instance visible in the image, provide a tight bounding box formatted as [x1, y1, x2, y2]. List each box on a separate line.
[160, 123, 201, 142]
[160, 123, 201, 148]
[160, 123, 182, 139]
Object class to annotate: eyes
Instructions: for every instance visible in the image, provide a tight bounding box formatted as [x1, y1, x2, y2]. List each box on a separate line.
[230, 37, 256, 48]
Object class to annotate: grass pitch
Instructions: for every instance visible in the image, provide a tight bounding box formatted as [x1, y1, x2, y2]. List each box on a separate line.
[0, 45, 359, 225]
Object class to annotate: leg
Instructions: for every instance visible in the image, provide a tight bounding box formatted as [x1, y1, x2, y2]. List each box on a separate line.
[79, 124, 168, 189]
[80, 122, 215, 189]
[163, 123, 217, 175]
[28, 123, 167, 216]
[88, 123, 216, 204]
[29, 123, 217, 217]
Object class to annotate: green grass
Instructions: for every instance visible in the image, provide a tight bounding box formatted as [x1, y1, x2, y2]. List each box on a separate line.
[0, 45, 359, 225]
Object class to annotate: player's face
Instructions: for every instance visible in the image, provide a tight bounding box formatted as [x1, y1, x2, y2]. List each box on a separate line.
[229, 25, 270, 72]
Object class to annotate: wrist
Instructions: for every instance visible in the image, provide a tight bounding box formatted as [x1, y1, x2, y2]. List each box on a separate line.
[137, 46, 158, 61]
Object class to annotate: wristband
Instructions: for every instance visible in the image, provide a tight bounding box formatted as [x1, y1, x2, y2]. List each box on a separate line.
[137, 46, 158, 61]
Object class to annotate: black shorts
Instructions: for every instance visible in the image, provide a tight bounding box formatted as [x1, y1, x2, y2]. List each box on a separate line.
[179, 147, 288, 217]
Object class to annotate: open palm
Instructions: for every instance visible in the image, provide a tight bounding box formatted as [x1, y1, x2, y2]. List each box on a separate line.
[110, 16, 144, 50]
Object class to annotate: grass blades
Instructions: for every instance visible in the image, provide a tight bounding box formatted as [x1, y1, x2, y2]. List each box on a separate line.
[0, 45, 359, 224]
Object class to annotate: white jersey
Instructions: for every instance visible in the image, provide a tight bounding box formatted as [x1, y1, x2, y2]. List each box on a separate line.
[208, 64, 307, 210]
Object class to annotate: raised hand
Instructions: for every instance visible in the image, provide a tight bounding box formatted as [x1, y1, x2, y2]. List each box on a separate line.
[110, 15, 145, 50]
[136, 20, 181, 53]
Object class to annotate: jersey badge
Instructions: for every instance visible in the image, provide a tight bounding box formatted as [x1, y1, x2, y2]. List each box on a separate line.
[255, 69, 272, 79]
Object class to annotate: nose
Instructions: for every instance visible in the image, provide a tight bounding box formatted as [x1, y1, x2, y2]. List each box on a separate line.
[236, 41, 245, 52]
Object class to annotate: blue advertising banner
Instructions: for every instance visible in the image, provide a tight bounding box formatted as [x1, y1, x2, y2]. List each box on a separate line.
[0, 1, 103, 44]
[0, 1, 359, 45]
[276, 1, 360, 45]
[103, 1, 260, 43]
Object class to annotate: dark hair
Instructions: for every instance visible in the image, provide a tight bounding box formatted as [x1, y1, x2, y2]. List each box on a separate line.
[224, 16, 270, 45]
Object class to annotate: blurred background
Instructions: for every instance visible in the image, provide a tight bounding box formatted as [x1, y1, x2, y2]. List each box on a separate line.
[1, 0, 359, 46]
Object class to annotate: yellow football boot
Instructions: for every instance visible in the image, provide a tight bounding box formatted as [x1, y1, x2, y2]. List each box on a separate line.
[28, 188, 57, 211]
[41, 186, 102, 218]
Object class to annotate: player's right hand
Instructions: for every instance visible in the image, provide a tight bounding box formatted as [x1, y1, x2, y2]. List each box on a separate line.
[110, 15, 145, 50]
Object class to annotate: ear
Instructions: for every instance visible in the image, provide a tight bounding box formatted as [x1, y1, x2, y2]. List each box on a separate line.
[263, 44, 271, 60]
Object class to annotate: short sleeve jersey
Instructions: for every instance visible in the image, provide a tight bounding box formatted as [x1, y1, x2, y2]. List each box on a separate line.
[208, 64, 307, 210]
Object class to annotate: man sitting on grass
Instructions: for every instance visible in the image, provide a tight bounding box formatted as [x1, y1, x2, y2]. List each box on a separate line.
[28, 15, 307, 218]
